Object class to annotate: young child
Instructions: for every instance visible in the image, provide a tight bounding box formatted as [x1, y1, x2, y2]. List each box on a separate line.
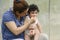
[24, 4, 42, 40]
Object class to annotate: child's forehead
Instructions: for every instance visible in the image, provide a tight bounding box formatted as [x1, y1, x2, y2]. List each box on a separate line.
[30, 10, 38, 13]
[29, 10, 39, 13]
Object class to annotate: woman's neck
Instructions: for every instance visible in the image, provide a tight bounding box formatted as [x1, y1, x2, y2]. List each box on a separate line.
[13, 11, 21, 20]
[17, 16, 21, 20]
[14, 13, 21, 20]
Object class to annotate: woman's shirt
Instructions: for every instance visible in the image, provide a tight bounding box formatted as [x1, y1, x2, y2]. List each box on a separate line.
[1, 9, 26, 40]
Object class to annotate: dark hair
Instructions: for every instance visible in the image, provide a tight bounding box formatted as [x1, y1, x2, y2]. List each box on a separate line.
[28, 4, 39, 14]
[13, 0, 29, 14]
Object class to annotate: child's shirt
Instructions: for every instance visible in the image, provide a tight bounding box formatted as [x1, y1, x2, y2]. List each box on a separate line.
[25, 16, 38, 35]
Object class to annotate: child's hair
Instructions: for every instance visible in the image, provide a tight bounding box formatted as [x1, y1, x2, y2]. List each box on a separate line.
[13, 0, 29, 14]
[28, 4, 39, 14]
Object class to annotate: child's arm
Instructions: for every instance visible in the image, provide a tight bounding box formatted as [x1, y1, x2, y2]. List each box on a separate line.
[36, 21, 43, 33]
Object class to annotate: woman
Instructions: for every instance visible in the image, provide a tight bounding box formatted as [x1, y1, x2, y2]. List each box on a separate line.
[1, 0, 35, 40]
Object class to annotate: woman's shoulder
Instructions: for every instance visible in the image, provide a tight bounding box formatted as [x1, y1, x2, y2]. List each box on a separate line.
[2, 9, 15, 22]
[3, 9, 14, 18]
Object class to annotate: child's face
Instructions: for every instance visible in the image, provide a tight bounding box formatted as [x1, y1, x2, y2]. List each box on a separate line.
[29, 10, 38, 17]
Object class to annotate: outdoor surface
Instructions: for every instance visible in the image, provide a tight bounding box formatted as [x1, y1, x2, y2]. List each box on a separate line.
[0, 0, 60, 40]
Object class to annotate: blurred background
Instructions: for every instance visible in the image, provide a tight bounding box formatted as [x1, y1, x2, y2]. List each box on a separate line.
[0, 0, 60, 40]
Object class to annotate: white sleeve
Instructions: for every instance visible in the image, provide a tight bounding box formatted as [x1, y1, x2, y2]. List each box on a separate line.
[26, 16, 30, 20]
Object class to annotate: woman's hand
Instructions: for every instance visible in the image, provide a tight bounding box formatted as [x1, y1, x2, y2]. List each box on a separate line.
[24, 16, 36, 25]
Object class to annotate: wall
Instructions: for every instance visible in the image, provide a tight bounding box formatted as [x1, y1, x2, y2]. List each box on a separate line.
[0, 0, 60, 40]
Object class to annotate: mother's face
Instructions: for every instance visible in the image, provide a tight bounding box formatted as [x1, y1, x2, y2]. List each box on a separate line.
[16, 9, 28, 17]
[20, 9, 28, 17]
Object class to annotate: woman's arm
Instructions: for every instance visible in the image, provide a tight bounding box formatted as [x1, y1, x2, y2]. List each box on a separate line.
[5, 21, 30, 35]
[5, 17, 35, 35]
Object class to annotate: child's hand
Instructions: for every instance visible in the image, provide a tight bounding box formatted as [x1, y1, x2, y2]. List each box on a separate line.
[31, 17, 37, 22]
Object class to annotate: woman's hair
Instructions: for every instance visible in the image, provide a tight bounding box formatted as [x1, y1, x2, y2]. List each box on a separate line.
[13, 0, 29, 14]
[28, 4, 39, 14]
